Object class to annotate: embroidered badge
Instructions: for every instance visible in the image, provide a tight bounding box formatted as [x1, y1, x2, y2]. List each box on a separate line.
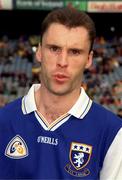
[70, 142, 92, 170]
[65, 142, 92, 177]
[5, 135, 29, 159]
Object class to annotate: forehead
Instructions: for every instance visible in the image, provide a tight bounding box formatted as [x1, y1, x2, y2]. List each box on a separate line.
[42, 23, 90, 47]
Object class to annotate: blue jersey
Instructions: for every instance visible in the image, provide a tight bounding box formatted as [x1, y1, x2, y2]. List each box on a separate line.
[0, 96, 122, 179]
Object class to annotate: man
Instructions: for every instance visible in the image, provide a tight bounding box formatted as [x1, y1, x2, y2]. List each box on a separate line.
[0, 7, 122, 179]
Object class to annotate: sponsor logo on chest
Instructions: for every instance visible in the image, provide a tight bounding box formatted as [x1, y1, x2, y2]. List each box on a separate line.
[37, 136, 58, 146]
[5, 135, 29, 159]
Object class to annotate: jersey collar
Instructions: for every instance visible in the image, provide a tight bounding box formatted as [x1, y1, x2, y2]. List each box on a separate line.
[21, 84, 92, 119]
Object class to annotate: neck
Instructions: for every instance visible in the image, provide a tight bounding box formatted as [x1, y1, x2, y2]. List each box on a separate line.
[35, 86, 81, 123]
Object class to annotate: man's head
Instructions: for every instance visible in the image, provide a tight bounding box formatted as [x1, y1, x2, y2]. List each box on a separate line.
[40, 7, 96, 51]
[36, 7, 95, 96]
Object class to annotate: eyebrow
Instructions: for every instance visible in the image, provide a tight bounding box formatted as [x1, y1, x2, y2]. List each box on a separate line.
[69, 47, 83, 52]
[45, 44, 61, 48]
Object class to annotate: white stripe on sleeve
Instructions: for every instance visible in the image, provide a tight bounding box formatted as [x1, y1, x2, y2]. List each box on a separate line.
[100, 128, 122, 180]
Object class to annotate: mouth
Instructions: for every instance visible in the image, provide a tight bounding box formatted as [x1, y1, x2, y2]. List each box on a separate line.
[53, 73, 69, 83]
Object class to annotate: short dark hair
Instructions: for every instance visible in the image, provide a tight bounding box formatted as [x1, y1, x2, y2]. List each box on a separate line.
[40, 7, 96, 51]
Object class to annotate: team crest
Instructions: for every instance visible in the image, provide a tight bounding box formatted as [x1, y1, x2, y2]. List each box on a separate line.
[5, 135, 29, 159]
[70, 142, 92, 170]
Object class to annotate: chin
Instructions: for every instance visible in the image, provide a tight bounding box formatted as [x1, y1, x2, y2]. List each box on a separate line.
[47, 82, 73, 96]
[50, 88, 70, 96]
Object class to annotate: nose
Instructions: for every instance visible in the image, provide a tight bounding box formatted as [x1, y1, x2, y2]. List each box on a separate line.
[57, 51, 68, 68]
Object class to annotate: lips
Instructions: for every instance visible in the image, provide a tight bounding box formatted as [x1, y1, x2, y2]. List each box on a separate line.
[53, 73, 69, 83]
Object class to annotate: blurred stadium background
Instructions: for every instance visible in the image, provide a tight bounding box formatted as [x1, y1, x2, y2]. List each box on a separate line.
[0, 0, 122, 118]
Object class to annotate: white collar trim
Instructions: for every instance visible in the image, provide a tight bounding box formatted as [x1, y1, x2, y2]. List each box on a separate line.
[22, 84, 39, 114]
[21, 84, 92, 119]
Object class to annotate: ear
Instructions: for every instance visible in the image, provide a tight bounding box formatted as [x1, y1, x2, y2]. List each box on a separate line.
[85, 50, 93, 69]
[36, 43, 42, 63]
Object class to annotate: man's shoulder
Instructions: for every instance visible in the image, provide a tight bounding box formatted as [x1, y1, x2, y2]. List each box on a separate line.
[0, 97, 22, 117]
[91, 101, 122, 127]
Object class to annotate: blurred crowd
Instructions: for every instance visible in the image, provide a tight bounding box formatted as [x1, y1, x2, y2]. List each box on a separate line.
[0, 35, 122, 118]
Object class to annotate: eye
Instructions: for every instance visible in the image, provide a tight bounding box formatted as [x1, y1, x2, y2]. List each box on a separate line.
[69, 49, 81, 55]
[49, 46, 60, 53]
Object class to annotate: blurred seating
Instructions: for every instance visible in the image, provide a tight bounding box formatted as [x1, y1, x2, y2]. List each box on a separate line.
[0, 35, 122, 115]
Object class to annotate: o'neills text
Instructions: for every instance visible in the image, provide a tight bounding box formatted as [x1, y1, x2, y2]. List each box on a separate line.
[37, 136, 58, 146]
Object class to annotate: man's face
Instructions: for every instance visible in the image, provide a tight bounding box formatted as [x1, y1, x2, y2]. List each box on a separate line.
[37, 23, 93, 96]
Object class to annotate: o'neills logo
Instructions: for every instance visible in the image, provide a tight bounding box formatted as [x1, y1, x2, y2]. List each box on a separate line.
[37, 136, 58, 146]
[64, 142, 92, 177]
